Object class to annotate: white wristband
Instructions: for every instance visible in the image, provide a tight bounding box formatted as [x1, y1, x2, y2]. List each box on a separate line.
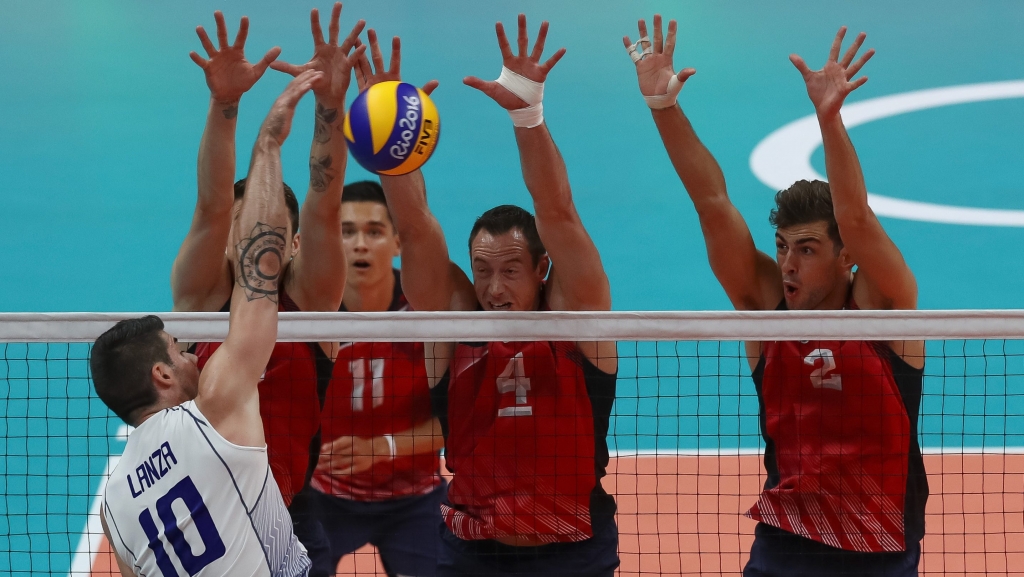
[495, 66, 545, 128]
[383, 434, 396, 460]
[643, 75, 684, 110]
[508, 104, 544, 128]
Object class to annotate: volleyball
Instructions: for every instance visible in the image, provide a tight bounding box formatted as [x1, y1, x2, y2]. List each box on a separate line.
[343, 81, 440, 176]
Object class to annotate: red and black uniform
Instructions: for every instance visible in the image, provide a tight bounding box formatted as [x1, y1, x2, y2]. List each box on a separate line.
[746, 297, 927, 558]
[193, 288, 323, 507]
[304, 270, 445, 577]
[312, 270, 441, 499]
[430, 338, 617, 545]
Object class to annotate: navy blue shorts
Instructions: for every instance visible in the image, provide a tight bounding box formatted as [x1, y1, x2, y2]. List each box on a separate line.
[743, 522, 921, 577]
[308, 481, 447, 577]
[437, 519, 619, 577]
[288, 487, 335, 577]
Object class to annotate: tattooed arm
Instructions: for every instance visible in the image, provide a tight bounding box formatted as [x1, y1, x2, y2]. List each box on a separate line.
[271, 3, 365, 312]
[172, 11, 280, 312]
[196, 71, 321, 448]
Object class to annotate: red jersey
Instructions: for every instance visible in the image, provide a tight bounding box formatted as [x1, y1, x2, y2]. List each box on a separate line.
[193, 289, 322, 507]
[312, 271, 441, 500]
[746, 298, 927, 552]
[431, 340, 617, 543]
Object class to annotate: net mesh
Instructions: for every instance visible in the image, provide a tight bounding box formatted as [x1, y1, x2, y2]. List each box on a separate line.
[1, 312, 1023, 576]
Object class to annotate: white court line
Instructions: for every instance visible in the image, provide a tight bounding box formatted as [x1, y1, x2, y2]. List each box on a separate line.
[750, 80, 1024, 226]
[68, 425, 129, 577]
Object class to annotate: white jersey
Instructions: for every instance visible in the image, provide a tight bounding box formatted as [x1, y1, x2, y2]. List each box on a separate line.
[102, 401, 310, 577]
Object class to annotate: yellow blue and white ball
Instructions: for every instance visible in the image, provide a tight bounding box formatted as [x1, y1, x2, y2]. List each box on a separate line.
[344, 81, 440, 176]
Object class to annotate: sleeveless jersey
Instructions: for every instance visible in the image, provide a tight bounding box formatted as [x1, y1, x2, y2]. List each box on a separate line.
[312, 270, 441, 500]
[746, 298, 928, 552]
[431, 339, 617, 543]
[102, 401, 310, 577]
[193, 289, 322, 507]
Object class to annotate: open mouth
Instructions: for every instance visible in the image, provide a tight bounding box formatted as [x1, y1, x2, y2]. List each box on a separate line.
[489, 302, 512, 311]
[784, 283, 798, 297]
[353, 260, 371, 270]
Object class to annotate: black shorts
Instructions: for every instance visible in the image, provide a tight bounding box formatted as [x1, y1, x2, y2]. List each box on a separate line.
[437, 519, 619, 577]
[743, 522, 921, 577]
[295, 482, 447, 577]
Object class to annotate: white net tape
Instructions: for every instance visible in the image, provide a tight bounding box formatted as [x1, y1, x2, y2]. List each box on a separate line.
[2, 309, 1024, 342]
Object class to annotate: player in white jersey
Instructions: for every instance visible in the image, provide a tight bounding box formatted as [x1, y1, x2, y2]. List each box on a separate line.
[90, 69, 329, 577]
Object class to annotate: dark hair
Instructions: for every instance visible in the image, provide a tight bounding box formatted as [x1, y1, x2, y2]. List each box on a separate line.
[234, 178, 300, 234]
[469, 205, 546, 265]
[342, 180, 392, 223]
[769, 179, 843, 251]
[89, 315, 171, 425]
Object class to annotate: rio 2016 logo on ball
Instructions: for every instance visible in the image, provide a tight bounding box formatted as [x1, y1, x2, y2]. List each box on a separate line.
[344, 81, 440, 176]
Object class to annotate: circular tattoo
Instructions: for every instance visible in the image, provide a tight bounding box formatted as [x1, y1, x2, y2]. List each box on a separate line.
[236, 222, 287, 300]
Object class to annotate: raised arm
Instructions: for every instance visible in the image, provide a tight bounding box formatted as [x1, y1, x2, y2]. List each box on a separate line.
[464, 15, 609, 312]
[172, 12, 280, 312]
[195, 71, 322, 447]
[270, 3, 365, 312]
[354, 30, 473, 312]
[791, 28, 917, 310]
[626, 15, 781, 311]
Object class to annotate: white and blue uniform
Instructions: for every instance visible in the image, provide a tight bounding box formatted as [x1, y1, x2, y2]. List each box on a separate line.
[102, 400, 311, 577]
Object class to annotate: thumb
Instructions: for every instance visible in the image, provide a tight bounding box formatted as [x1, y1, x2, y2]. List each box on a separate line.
[189, 51, 209, 69]
[789, 54, 812, 76]
[462, 76, 491, 93]
[421, 79, 440, 96]
[677, 67, 696, 83]
[253, 47, 282, 77]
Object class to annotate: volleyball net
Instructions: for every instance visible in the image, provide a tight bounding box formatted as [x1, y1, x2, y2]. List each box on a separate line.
[2, 311, 1023, 576]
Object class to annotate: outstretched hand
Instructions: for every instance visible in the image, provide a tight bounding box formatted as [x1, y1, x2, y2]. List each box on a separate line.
[352, 29, 438, 95]
[463, 14, 565, 110]
[262, 70, 323, 145]
[623, 14, 695, 97]
[189, 11, 280, 105]
[269, 2, 365, 108]
[791, 27, 875, 120]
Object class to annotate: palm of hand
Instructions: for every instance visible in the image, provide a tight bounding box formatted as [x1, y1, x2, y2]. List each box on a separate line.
[308, 45, 353, 105]
[804, 62, 851, 118]
[634, 53, 675, 96]
[490, 56, 548, 109]
[205, 49, 260, 103]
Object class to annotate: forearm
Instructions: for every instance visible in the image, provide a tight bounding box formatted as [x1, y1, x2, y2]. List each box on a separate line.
[197, 98, 240, 214]
[373, 418, 444, 458]
[819, 114, 870, 224]
[241, 137, 289, 231]
[512, 124, 573, 218]
[303, 98, 348, 216]
[289, 98, 349, 311]
[380, 171, 455, 311]
[651, 105, 730, 214]
[171, 99, 240, 310]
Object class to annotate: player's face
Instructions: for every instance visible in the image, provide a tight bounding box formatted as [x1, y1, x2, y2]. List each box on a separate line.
[341, 202, 400, 291]
[775, 221, 851, 310]
[161, 332, 200, 402]
[470, 228, 549, 311]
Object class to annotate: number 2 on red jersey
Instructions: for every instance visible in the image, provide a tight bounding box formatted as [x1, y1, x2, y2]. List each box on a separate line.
[804, 348, 842, 391]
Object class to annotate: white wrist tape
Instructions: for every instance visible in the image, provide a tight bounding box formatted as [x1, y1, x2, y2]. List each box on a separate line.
[383, 434, 396, 460]
[496, 66, 545, 128]
[643, 75, 684, 109]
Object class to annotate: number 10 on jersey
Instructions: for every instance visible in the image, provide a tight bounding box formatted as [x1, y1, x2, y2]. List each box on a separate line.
[138, 476, 226, 576]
